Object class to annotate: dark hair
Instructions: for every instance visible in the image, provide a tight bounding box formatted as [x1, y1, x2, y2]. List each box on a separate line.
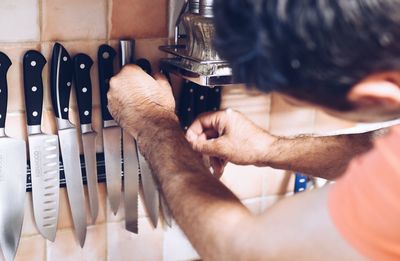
[213, 0, 400, 110]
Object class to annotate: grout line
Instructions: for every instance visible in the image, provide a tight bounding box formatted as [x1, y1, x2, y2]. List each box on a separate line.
[106, 0, 113, 41]
[38, 0, 43, 43]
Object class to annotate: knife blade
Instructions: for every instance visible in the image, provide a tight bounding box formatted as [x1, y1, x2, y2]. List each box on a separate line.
[73, 53, 99, 224]
[97, 44, 121, 215]
[50, 43, 87, 247]
[119, 40, 140, 233]
[120, 40, 159, 229]
[138, 58, 173, 227]
[23, 50, 60, 242]
[0, 52, 27, 261]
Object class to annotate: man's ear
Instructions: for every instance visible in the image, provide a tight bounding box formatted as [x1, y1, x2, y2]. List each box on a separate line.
[348, 73, 400, 109]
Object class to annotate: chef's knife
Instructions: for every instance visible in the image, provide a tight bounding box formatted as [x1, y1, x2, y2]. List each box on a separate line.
[119, 40, 140, 233]
[0, 52, 27, 261]
[138, 58, 172, 227]
[50, 43, 87, 247]
[73, 53, 99, 223]
[120, 40, 160, 228]
[23, 50, 60, 242]
[97, 44, 121, 215]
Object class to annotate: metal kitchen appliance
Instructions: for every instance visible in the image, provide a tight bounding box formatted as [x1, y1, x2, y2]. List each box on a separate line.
[159, 0, 236, 87]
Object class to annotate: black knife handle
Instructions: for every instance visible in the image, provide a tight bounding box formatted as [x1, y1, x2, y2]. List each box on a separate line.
[0, 52, 12, 129]
[98, 44, 116, 121]
[73, 53, 94, 125]
[23, 50, 46, 127]
[136, 58, 152, 75]
[50, 43, 73, 120]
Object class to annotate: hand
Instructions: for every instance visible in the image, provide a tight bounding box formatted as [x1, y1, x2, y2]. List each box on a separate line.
[186, 109, 275, 168]
[107, 65, 178, 138]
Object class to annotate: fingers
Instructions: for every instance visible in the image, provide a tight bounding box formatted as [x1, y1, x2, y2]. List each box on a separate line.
[153, 72, 170, 88]
[190, 136, 229, 157]
[210, 157, 227, 179]
[187, 111, 227, 139]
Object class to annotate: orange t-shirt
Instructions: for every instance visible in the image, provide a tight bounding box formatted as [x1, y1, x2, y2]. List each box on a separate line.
[329, 126, 400, 260]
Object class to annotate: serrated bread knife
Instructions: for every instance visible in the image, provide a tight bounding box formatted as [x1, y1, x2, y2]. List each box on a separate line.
[23, 50, 60, 242]
[120, 41, 159, 229]
[0, 52, 27, 261]
[73, 53, 99, 223]
[97, 44, 122, 215]
[50, 43, 86, 247]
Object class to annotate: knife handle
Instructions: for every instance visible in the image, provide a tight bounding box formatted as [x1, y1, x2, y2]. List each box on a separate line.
[136, 58, 152, 75]
[0, 52, 12, 129]
[50, 43, 73, 120]
[73, 53, 94, 125]
[97, 44, 116, 121]
[23, 50, 46, 127]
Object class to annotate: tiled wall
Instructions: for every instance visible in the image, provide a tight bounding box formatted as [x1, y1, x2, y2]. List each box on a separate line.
[0, 1, 356, 261]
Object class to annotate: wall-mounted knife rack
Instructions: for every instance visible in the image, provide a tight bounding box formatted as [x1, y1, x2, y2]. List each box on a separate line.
[25, 152, 111, 192]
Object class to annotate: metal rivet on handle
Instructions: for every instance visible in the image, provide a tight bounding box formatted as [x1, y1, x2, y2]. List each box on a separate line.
[31, 61, 37, 67]
[64, 108, 68, 112]
[84, 111, 89, 116]
[82, 87, 87, 93]
[102, 52, 110, 59]
[187, 107, 191, 112]
[200, 95, 205, 100]
[80, 64, 85, 69]
[32, 86, 37, 92]
[32, 111, 38, 117]
[63, 56, 68, 62]
[0, 114, 2, 119]
[67, 82, 71, 87]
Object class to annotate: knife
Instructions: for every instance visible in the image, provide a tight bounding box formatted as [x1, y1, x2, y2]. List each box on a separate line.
[50, 43, 87, 247]
[0, 52, 27, 261]
[23, 50, 60, 242]
[120, 45, 159, 229]
[119, 40, 140, 233]
[73, 53, 99, 223]
[137, 58, 172, 227]
[97, 44, 121, 215]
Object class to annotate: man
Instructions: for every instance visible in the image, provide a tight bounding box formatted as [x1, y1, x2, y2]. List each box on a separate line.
[107, 1, 400, 260]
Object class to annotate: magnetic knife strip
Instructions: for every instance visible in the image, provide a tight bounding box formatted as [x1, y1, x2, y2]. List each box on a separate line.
[25, 152, 114, 192]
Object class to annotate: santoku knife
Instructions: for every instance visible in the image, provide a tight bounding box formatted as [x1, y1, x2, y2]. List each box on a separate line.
[97, 44, 122, 215]
[23, 50, 60, 242]
[50, 43, 87, 247]
[0, 52, 27, 261]
[119, 40, 140, 233]
[73, 53, 99, 223]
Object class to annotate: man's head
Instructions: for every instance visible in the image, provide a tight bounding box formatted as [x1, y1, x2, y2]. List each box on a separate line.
[213, 0, 400, 122]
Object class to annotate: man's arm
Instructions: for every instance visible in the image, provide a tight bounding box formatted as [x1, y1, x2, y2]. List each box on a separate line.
[106, 66, 364, 260]
[187, 110, 377, 180]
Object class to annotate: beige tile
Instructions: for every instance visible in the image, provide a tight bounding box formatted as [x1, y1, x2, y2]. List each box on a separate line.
[47, 224, 106, 260]
[163, 222, 199, 261]
[15, 234, 46, 261]
[242, 197, 262, 215]
[91, 106, 104, 153]
[269, 93, 316, 136]
[314, 109, 355, 133]
[110, 0, 168, 39]
[260, 194, 289, 212]
[135, 38, 168, 72]
[42, 0, 107, 41]
[5, 112, 28, 141]
[41, 109, 58, 135]
[94, 183, 107, 225]
[0, 0, 40, 42]
[107, 218, 163, 261]
[0, 43, 41, 113]
[221, 164, 264, 200]
[21, 193, 40, 237]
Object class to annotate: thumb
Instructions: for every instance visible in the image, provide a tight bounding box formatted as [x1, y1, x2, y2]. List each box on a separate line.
[191, 136, 228, 157]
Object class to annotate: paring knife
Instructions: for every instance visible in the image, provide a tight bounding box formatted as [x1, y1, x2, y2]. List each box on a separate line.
[137, 58, 172, 227]
[120, 40, 159, 229]
[0, 52, 27, 261]
[119, 40, 140, 233]
[23, 50, 60, 242]
[73, 53, 99, 223]
[97, 44, 122, 215]
[50, 43, 87, 247]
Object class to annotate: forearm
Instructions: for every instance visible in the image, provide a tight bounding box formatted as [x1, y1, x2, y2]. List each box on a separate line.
[262, 131, 376, 180]
[136, 118, 251, 260]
